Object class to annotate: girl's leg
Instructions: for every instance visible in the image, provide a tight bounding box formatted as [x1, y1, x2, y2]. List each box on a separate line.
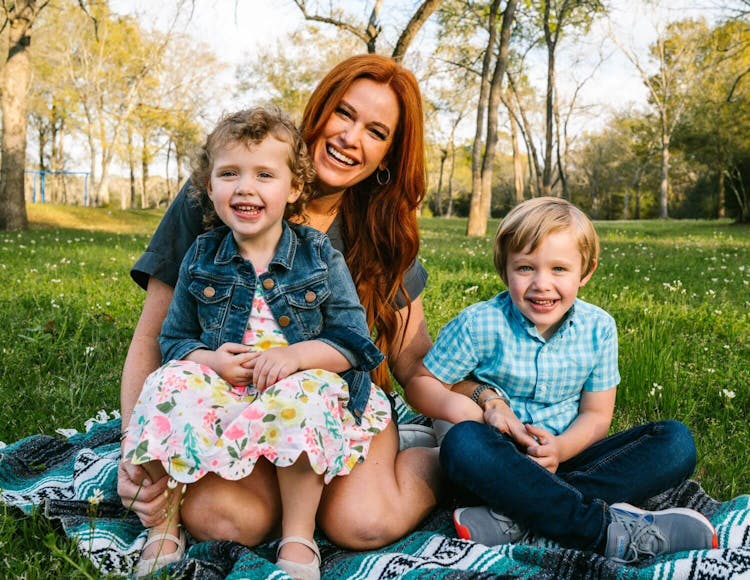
[559, 420, 697, 505]
[136, 460, 184, 571]
[440, 421, 608, 551]
[276, 455, 324, 566]
[317, 420, 442, 550]
[180, 457, 282, 545]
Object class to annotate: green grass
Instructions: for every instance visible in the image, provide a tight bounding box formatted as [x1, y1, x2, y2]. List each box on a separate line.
[0, 205, 748, 574]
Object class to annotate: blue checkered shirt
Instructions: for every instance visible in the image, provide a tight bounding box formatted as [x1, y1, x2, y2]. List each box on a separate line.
[423, 291, 620, 435]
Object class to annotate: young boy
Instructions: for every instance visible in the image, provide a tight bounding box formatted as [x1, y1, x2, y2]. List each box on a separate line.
[407, 197, 717, 563]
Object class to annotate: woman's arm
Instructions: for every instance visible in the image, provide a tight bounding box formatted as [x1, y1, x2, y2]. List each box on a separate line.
[120, 277, 174, 428]
[387, 296, 433, 388]
[118, 277, 174, 527]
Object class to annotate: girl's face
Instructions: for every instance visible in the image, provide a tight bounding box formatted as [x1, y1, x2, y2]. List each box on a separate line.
[208, 136, 301, 253]
[311, 78, 400, 196]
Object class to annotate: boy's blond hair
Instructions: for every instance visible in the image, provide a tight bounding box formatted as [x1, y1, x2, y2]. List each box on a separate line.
[189, 106, 316, 229]
[493, 197, 599, 284]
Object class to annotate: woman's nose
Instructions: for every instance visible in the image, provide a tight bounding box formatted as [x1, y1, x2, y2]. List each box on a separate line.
[340, 123, 363, 147]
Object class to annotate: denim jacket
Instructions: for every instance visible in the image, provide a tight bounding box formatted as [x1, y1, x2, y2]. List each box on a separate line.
[159, 222, 384, 421]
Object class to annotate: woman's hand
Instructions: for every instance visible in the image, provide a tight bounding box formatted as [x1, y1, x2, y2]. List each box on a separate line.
[524, 424, 561, 473]
[117, 459, 169, 527]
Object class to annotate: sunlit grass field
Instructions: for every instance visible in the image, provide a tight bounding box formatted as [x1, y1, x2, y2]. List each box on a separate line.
[0, 204, 748, 575]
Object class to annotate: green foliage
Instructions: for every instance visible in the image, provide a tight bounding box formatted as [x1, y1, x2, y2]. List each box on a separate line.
[0, 207, 747, 572]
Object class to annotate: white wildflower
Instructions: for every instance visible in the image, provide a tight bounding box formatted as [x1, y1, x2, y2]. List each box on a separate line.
[88, 488, 104, 506]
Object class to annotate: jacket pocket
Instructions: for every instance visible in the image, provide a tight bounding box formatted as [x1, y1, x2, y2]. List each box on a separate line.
[188, 279, 233, 331]
[284, 281, 330, 337]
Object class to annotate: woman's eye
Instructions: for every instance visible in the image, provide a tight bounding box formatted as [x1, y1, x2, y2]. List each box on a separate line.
[336, 106, 352, 119]
[258, 172, 273, 179]
[369, 128, 387, 140]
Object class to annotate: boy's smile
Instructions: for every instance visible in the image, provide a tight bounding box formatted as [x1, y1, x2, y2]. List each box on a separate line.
[506, 228, 595, 340]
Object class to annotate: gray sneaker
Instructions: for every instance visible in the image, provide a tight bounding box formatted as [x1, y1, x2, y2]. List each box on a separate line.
[605, 503, 718, 563]
[453, 506, 527, 546]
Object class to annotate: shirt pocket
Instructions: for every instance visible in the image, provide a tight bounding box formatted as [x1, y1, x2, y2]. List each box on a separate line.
[188, 279, 233, 331]
[284, 280, 331, 337]
[540, 350, 596, 402]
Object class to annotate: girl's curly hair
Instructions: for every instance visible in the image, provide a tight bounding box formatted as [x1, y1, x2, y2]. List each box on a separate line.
[189, 106, 316, 229]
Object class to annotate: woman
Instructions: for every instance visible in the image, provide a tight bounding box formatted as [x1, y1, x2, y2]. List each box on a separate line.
[118, 54, 441, 554]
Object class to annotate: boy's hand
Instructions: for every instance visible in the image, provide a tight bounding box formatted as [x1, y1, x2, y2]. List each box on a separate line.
[483, 400, 537, 450]
[524, 424, 561, 473]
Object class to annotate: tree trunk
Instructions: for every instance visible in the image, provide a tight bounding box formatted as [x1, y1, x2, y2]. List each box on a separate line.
[435, 148, 447, 217]
[0, 2, 43, 230]
[127, 123, 136, 210]
[508, 73, 543, 197]
[466, 0, 501, 236]
[510, 111, 524, 204]
[659, 129, 669, 219]
[541, 0, 557, 197]
[447, 141, 457, 218]
[142, 142, 150, 209]
[717, 163, 726, 219]
[476, 0, 517, 233]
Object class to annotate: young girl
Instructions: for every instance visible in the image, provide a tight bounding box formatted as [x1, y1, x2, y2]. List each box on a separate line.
[122, 107, 390, 580]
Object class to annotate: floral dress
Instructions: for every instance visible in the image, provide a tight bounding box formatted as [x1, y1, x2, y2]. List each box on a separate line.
[123, 282, 392, 485]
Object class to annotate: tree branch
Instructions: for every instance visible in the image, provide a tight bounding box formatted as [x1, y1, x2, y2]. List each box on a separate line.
[392, 0, 442, 62]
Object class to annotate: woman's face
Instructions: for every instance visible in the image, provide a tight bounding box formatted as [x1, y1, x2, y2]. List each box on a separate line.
[311, 78, 400, 196]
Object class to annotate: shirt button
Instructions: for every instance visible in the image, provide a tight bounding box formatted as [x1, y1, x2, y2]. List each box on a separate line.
[203, 286, 216, 298]
[305, 290, 316, 303]
[262, 278, 275, 290]
[278, 315, 291, 327]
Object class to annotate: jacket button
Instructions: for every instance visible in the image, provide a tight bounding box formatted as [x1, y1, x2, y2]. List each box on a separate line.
[262, 278, 275, 290]
[203, 286, 216, 298]
[278, 315, 291, 327]
[305, 290, 316, 303]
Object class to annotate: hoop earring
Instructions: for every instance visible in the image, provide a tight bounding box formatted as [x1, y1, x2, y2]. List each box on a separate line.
[376, 167, 391, 186]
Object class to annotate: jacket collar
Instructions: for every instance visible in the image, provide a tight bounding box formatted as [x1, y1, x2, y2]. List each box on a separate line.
[213, 222, 297, 270]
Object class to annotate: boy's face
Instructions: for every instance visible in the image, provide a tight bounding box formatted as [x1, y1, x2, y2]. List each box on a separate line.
[505, 228, 595, 340]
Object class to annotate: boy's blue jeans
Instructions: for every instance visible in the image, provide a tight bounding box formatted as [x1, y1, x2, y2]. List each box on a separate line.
[439, 420, 697, 551]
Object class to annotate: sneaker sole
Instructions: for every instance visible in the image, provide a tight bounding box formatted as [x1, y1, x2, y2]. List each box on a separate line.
[453, 507, 473, 541]
[610, 502, 719, 549]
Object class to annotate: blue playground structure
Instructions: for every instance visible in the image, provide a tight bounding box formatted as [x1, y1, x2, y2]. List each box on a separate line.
[25, 169, 91, 205]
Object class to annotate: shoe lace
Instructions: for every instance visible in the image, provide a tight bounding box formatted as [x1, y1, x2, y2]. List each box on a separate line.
[617, 514, 667, 563]
[491, 512, 532, 544]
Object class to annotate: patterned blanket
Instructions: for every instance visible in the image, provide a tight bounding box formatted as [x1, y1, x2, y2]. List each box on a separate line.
[1, 413, 749, 579]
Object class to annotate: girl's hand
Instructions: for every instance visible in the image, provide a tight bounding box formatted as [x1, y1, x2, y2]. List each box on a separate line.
[209, 342, 258, 385]
[483, 401, 537, 450]
[245, 346, 300, 390]
[524, 424, 561, 473]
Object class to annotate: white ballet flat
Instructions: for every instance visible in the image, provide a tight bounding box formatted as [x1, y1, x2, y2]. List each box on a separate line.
[135, 529, 186, 578]
[276, 536, 321, 580]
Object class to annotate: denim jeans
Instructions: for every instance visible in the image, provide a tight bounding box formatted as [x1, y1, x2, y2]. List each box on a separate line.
[440, 420, 697, 551]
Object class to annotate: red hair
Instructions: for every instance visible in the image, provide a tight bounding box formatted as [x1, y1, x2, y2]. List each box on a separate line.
[300, 54, 426, 389]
